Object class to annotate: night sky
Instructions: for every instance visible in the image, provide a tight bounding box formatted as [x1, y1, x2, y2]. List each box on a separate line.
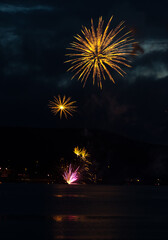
[0, 0, 168, 145]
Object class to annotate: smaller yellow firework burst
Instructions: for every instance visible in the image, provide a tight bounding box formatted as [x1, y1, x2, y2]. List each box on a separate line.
[48, 95, 77, 119]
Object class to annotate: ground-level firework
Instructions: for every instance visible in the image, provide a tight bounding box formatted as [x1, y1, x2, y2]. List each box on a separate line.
[66, 16, 136, 89]
[48, 95, 77, 119]
[62, 164, 79, 184]
[60, 146, 96, 184]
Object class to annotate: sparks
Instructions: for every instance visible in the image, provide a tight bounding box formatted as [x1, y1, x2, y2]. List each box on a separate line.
[66, 16, 136, 89]
[74, 146, 90, 159]
[48, 95, 77, 119]
[74, 146, 82, 156]
[63, 164, 79, 184]
[80, 147, 90, 159]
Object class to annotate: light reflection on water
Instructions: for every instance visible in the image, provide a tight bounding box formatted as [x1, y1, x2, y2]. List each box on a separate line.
[53, 215, 87, 222]
[0, 184, 168, 240]
[52, 214, 118, 240]
[54, 194, 87, 198]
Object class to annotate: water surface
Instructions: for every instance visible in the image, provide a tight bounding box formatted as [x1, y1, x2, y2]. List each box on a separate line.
[0, 184, 168, 239]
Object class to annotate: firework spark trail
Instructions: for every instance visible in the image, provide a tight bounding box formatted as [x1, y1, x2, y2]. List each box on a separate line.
[66, 16, 136, 89]
[73, 146, 94, 183]
[48, 95, 77, 119]
[63, 164, 79, 184]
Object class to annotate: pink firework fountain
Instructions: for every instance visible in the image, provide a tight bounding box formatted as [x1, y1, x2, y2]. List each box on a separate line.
[63, 164, 79, 184]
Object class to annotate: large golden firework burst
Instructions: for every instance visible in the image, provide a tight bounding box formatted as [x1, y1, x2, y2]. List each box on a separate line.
[48, 95, 77, 119]
[66, 16, 136, 89]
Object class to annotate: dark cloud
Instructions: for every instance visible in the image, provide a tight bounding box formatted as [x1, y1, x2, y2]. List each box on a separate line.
[128, 40, 168, 82]
[0, 3, 54, 13]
